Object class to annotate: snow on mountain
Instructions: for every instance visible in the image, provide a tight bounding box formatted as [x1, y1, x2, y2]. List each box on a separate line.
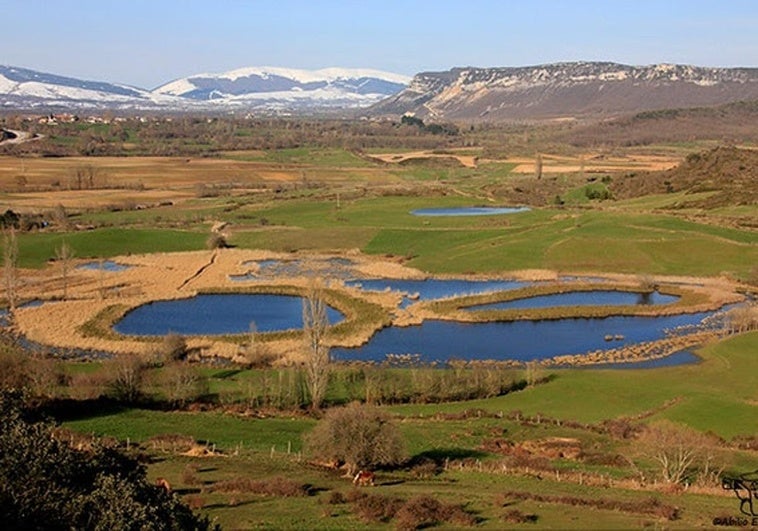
[0, 64, 410, 112]
[153, 66, 411, 108]
[0, 65, 176, 110]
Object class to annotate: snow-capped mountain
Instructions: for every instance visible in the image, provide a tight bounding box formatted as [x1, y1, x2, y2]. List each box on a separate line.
[0, 65, 174, 110]
[370, 62, 758, 121]
[0, 65, 410, 112]
[153, 66, 410, 110]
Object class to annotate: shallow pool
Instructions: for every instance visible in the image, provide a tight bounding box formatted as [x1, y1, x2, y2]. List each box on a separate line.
[346, 278, 529, 303]
[76, 260, 132, 272]
[411, 206, 530, 217]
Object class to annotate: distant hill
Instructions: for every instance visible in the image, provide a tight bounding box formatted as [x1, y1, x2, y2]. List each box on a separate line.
[370, 62, 758, 121]
[559, 100, 758, 147]
[611, 146, 758, 209]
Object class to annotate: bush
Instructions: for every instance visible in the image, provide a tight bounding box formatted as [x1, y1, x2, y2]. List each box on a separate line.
[395, 496, 476, 530]
[304, 402, 407, 476]
[502, 509, 539, 524]
[206, 232, 228, 249]
[158, 333, 188, 362]
[352, 492, 403, 523]
[210, 476, 309, 497]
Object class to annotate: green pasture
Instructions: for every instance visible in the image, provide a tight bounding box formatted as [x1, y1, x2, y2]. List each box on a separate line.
[59, 331, 758, 529]
[11, 228, 208, 268]
[388, 331, 758, 440]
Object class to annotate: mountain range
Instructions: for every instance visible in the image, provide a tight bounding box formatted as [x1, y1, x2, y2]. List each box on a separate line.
[1, 62, 757, 120]
[0, 65, 410, 113]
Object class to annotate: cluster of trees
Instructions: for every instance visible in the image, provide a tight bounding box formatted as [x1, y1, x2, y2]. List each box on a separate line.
[0, 116, 464, 157]
[0, 390, 213, 530]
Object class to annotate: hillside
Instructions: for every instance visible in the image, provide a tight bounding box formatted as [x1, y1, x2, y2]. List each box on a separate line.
[370, 62, 758, 121]
[558, 100, 758, 147]
[611, 146, 758, 209]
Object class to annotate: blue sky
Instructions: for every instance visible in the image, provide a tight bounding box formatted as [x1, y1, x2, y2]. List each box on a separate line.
[2, 0, 756, 88]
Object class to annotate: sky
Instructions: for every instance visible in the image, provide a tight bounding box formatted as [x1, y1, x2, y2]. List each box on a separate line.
[2, 0, 756, 89]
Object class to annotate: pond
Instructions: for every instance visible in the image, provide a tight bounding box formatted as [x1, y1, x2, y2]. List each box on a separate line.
[114, 294, 344, 336]
[76, 260, 132, 272]
[331, 310, 715, 364]
[465, 290, 679, 311]
[346, 278, 529, 304]
[411, 206, 530, 217]
[235, 258, 358, 280]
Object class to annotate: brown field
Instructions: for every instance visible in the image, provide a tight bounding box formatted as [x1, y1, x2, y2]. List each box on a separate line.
[366, 149, 679, 173]
[508, 153, 679, 174]
[0, 155, 395, 212]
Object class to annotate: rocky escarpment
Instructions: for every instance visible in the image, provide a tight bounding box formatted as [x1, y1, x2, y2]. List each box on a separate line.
[370, 62, 758, 121]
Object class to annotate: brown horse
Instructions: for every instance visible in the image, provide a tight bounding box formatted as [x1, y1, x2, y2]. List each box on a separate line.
[155, 477, 172, 492]
[353, 470, 375, 487]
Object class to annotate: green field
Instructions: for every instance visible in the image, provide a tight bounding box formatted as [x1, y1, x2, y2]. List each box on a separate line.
[61, 331, 758, 529]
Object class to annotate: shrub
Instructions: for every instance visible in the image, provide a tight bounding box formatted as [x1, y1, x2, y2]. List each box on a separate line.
[352, 493, 403, 523]
[326, 491, 347, 505]
[304, 402, 407, 476]
[206, 232, 227, 249]
[210, 476, 309, 497]
[158, 333, 188, 362]
[395, 496, 476, 530]
[502, 509, 538, 524]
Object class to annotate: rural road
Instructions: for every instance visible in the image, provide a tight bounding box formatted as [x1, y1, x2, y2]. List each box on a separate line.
[0, 129, 41, 145]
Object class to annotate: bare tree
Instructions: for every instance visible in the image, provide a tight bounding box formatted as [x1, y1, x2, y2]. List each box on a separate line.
[3, 228, 19, 319]
[106, 355, 146, 403]
[55, 241, 74, 300]
[304, 402, 407, 476]
[303, 280, 330, 409]
[534, 153, 543, 180]
[635, 420, 717, 485]
[524, 360, 542, 387]
[160, 362, 207, 407]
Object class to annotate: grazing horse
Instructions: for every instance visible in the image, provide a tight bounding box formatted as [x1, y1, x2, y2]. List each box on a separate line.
[155, 477, 172, 492]
[353, 470, 375, 487]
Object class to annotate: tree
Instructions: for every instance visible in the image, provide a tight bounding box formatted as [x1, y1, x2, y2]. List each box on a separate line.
[635, 420, 718, 485]
[303, 280, 330, 409]
[304, 402, 407, 476]
[160, 363, 207, 407]
[55, 240, 75, 300]
[106, 355, 146, 403]
[3, 228, 19, 319]
[0, 390, 212, 530]
[534, 153, 543, 180]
